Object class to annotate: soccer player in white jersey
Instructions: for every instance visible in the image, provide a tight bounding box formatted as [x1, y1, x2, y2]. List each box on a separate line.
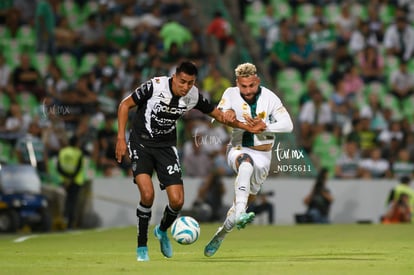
[115, 61, 265, 262]
[204, 63, 294, 257]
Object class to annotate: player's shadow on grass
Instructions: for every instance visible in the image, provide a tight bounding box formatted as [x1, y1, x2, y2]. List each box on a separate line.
[289, 252, 385, 262]
[183, 252, 386, 262]
[185, 256, 279, 263]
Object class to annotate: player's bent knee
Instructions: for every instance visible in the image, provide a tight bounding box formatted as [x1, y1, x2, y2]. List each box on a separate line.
[169, 199, 184, 211]
[140, 191, 154, 205]
[237, 153, 254, 166]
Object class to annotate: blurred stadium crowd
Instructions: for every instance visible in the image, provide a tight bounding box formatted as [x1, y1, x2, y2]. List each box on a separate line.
[240, 0, 414, 180]
[0, 0, 413, 184]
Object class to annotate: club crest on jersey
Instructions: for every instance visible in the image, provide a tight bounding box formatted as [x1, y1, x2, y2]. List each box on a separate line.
[257, 111, 266, 119]
[155, 78, 160, 84]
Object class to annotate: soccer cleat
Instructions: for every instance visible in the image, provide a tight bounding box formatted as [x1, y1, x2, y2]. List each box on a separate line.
[236, 212, 255, 230]
[136, 246, 149, 262]
[154, 225, 173, 258]
[204, 227, 225, 257]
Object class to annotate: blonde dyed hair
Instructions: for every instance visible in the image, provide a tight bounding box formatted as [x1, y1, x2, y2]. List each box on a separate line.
[235, 63, 257, 78]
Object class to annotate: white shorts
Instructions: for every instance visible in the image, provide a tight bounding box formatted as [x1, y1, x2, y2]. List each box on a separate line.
[227, 146, 272, 195]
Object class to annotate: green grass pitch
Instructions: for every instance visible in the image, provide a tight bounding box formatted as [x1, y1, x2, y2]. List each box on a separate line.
[0, 224, 413, 275]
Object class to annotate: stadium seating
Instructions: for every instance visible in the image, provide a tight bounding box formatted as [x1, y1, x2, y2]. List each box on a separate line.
[364, 81, 387, 100]
[56, 53, 79, 83]
[16, 92, 40, 116]
[384, 55, 400, 81]
[78, 53, 97, 75]
[0, 0, 409, 182]
[270, 0, 292, 20]
[280, 82, 305, 117]
[408, 59, 414, 74]
[350, 3, 368, 20]
[0, 25, 11, 50]
[311, 131, 341, 176]
[244, 2, 265, 37]
[31, 52, 51, 77]
[277, 67, 302, 85]
[305, 67, 328, 83]
[16, 25, 36, 53]
[379, 4, 396, 25]
[0, 92, 11, 113]
[276, 68, 304, 112]
[323, 4, 341, 25]
[296, 3, 314, 26]
[79, 1, 99, 24]
[401, 96, 414, 123]
[59, 0, 80, 16]
[2, 38, 21, 69]
[59, 0, 82, 28]
[0, 139, 17, 164]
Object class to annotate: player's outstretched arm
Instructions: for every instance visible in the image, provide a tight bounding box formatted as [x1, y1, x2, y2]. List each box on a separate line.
[115, 96, 136, 163]
[264, 106, 294, 133]
[209, 108, 266, 134]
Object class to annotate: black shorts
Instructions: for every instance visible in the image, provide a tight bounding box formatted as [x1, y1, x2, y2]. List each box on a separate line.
[128, 141, 183, 190]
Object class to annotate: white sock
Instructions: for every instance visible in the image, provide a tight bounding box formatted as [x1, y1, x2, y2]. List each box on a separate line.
[234, 162, 253, 219]
[222, 203, 236, 233]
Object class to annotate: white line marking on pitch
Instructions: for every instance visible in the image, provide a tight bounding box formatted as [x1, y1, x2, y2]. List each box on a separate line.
[13, 235, 39, 243]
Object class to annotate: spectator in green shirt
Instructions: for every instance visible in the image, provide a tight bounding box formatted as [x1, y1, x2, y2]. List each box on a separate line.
[268, 19, 291, 85]
[159, 21, 193, 51]
[35, 0, 56, 56]
[105, 13, 132, 53]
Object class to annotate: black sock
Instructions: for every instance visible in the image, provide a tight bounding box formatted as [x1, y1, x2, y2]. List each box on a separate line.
[136, 202, 152, 247]
[159, 204, 179, 231]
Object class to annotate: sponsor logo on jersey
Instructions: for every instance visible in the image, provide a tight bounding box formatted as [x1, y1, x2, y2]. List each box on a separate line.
[153, 102, 186, 115]
[242, 103, 249, 116]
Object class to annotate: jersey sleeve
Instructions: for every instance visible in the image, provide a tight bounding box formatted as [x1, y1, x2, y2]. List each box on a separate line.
[131, 79, 153, 107]
[264, 94, 294, 133]
[216, 89, 232, 111]
[194, 92, 215, 114]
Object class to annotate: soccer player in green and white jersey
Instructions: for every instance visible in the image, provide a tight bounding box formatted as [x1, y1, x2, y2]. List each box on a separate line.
[204, 63, 294, 257]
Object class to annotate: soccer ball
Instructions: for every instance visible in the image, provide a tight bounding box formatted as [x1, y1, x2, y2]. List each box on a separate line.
[171, 216, 200, 245]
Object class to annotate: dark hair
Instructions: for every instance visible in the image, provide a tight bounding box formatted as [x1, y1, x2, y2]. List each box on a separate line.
[396, 16, 407, 23]
[176, 61, 198, 77]
[213, 11, 222, 18]
[401, 175, 411, 184]
[88, 14, 97, 21]
[69, 135, 78, 146]
[400, 58, 408, 66]
[313, 168, 329, 194]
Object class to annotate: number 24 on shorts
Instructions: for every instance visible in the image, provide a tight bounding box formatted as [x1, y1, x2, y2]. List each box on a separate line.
[167, 164, 180, 174]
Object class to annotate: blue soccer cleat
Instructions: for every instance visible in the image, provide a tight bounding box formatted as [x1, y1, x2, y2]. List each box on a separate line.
[154, 225, 173, 258]
[204, 227, 225, 257]
[136, 246, 149, 262]
[236, 212, 255, 230]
